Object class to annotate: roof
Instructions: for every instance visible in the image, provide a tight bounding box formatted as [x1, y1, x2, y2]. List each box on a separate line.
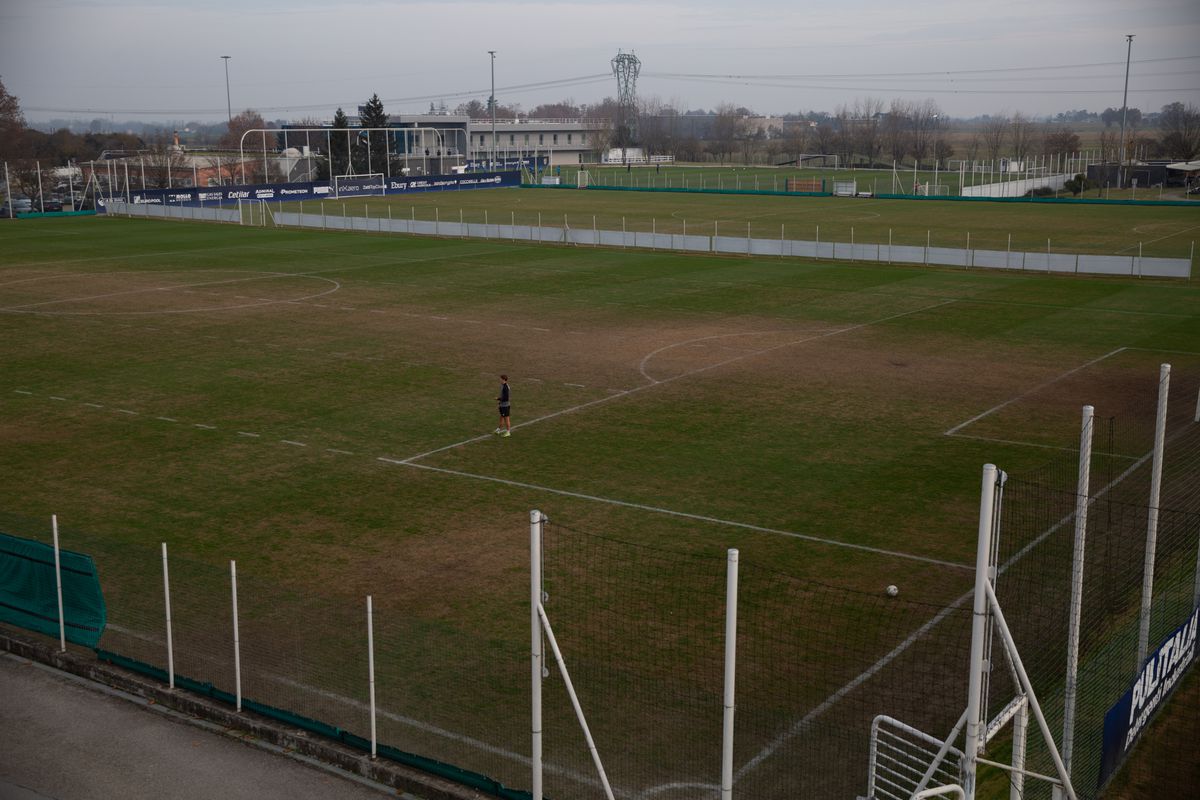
[1165, 160, 1200, 171]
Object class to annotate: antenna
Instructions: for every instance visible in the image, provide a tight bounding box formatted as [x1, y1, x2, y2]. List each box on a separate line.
[611, 50, 641, 146]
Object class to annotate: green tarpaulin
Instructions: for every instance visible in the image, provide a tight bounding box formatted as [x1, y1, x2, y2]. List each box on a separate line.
[0, 531, 106, 647]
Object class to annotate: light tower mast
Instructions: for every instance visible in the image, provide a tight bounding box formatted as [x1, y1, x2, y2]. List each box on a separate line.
[611, 50, 641, 149]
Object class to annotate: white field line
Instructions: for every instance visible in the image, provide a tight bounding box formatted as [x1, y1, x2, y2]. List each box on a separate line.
[946, 432, 1139, 458]
[1113, 223, 1200, 254]
[0, 271, 341, 313]
[391, 460, 971, 571]
[944, 347, 1127, 436]
[732, 429, 1167, 783]
[102, 622, 609, 795]
[402, 300, 958, 465]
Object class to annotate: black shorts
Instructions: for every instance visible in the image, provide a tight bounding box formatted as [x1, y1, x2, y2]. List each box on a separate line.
[499, 405, 511, 418]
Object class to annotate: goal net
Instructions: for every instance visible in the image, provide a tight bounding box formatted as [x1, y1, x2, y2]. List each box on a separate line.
[333, 173, 386, 199]
[917, 184, 950, 197]
[575, 170, 590, 188]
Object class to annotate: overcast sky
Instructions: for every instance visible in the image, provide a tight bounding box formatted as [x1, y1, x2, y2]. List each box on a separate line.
[2, 0, 1198, 125]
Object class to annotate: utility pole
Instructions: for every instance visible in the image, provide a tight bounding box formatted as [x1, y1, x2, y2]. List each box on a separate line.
[221, 56, 232, 124]
[488, 51, 497, 170]
[1117, 35, 1134, 189]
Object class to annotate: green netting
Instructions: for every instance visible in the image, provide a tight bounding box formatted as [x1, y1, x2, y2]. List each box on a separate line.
[0, 530, 107, 647]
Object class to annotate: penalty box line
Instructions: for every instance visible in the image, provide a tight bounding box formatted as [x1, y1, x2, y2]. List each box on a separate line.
[944, 347, 1127, 437]
[386, 460, 971, 571]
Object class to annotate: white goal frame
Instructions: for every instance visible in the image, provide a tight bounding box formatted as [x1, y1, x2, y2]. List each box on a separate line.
[918, 184, 950, 197]
[833, 180, 858, 197]
[333, 173, 385, 200]
[575, 170, 590, 188]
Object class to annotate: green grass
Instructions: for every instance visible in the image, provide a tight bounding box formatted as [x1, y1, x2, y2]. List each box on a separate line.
[2, 210, 1198, 796]
[290, 185, 1200, 257]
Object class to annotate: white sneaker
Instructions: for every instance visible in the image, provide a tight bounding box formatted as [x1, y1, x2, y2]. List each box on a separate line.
[494, 428, 503, 434]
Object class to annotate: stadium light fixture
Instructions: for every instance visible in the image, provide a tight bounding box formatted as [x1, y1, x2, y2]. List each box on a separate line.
[488, 51, 497, 169]
[222, 55, 232, 125]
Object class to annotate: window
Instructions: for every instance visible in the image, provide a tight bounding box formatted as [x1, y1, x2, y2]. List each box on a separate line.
[567, 133, 572, 144]
[539, 134, 544, 144]
[524, 134, 530, 143]
[509, 134, 515, 144]
[553, 134, 558, 144]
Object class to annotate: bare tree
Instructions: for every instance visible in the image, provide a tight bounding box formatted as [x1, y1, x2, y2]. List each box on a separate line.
[908, 99, 941, 169]
[981, 112, 1008, 163]
[812, 122, 836, 157]
[710, 103, 746, 163]
[852, 97, 884, 167]
[964, 133, 981, 164]
[1009, 112, 1034, 162]
[781, 121, 809, 163]
[1098, 129, 1119, 162]
[832, 106, 853, 164]
[882, 100, 912, 165]
[933, 137, 954, 170]
[1041, 126, 1081, 157]
[1159, 102, 1200, 160]
[141, 131, 191, 188]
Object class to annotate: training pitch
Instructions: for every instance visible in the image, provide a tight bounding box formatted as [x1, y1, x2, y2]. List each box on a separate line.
[1, 192, 1198, 793]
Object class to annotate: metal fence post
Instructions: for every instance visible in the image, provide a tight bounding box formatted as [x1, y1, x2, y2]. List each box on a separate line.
[367, 595, 377, 758]
[51, 515, 66, 652]
[163, 542, 175, 689]
[721, 549, 739, 800]
[1138, 364, 1171, 664]
[231, 560, 242, 712]
[531, 510, 545, 800]
[963, 464, 999, 800]
[1060, 405, 1094, 795]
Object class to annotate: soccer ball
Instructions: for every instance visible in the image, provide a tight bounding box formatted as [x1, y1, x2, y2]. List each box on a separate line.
[886, 585, 899, 597]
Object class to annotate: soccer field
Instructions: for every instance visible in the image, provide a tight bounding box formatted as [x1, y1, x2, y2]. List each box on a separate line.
[2, 211, 1198, 795]
[295, 185, 1200, 258]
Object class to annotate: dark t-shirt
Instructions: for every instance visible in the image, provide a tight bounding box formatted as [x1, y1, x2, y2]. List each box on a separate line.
[499, 383, 510, 406]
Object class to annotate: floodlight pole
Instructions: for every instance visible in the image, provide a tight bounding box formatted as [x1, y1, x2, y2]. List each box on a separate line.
[1117, 35, 1133, 189]
[489, 51, 497, 170]
[221, 56, 232, 124]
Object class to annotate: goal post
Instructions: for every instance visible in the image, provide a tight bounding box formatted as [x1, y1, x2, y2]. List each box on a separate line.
[333, 173, 386, 199]
[917, 184, 950, 197]
[575, 170, 590, 188]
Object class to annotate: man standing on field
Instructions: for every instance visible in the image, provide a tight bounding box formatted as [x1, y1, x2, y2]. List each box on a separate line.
[495, 375, 512, 437]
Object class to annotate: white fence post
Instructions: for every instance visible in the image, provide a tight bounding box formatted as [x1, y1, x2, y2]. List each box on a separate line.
[1059, 405, 1094, 795]
[531, 510, 545, 800]
[162, 542, 175, 689]
[1137, 364, 1171, 664]
[721, 549, 739, 800]
[367, 595, 377, 758]
[963, 464, 999, 800]
[51, 515, 66, 652]
[231, 560, 242, 712]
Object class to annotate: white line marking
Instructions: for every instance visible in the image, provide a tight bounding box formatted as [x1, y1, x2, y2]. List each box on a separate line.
[385, 460, 969, 570]
[944, 347, 1126, 436]
[237, 431, 260, 438]
[156, 417, 177, 422]
[194, 424, 217, 430]
[116, 409, 138, 415]
[13, 390, 33, 395]
[281, 440, 307, 447]
[564, 383, 586, 388]
[325, 448, 354, 455]
[49, 396, 67, 401]
[947, 432, 1139, 458]
[83, 403, 104, 409]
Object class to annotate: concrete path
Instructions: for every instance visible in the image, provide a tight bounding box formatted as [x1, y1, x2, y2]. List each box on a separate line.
[0, 652, 402, 799]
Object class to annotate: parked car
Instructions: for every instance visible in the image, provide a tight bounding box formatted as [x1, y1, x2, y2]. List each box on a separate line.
[0, 197, 33, 218]
[41, 198, 64, 212]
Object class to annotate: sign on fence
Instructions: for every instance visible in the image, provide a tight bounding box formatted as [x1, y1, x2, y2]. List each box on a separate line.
[1099, 606, 1198, 784]
[95, 171, 519, 212]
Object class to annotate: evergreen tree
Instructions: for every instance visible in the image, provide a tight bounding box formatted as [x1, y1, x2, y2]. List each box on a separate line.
[329, 107, 350, 177]
[357, 93, 389, 174]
